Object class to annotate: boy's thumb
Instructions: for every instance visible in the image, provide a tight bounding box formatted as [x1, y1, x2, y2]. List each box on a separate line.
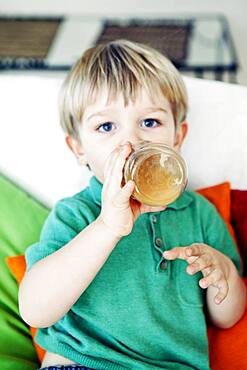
[114, 180, 135, 207]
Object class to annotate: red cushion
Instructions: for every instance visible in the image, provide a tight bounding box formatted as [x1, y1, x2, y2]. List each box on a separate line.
[207, 278, 247, 370]
[231, 190, 247, 276]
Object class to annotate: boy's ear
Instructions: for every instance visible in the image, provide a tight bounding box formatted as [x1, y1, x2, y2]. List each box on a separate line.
[65, 136, 87, 165]
[174, 121, 188, 150]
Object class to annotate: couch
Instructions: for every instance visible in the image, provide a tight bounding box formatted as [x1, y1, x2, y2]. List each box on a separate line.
[0, 73, 246, 370]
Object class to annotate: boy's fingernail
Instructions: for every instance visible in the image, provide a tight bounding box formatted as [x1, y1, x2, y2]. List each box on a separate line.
[200, 279, 207, 288]
[215, 297, 221, 304]
[127, 180, 134, 188]
[124, 141, 132, 150]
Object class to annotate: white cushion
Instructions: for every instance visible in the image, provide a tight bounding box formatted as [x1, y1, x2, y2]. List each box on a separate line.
[183, 77, 247, 191]
[0, 74, 246, 207]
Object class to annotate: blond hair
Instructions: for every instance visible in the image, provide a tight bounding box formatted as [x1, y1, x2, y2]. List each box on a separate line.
[59, 39, 188, 141]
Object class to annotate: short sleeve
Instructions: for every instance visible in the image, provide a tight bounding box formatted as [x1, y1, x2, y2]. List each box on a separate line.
[201, 197, 242, 275]
[25, 198, 89, 272]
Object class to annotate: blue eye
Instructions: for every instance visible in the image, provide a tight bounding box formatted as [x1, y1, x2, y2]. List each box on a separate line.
[98, 122, 114, 133]
[142, 119, 160, 128]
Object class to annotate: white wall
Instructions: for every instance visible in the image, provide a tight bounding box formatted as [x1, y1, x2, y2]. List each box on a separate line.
[1, 0, 246, 85]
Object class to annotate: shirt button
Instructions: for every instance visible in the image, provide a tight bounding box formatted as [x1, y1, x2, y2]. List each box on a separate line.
[151, 215, 157, 223]
[160, 259, 167, 270]
[155, 237, 163, 247]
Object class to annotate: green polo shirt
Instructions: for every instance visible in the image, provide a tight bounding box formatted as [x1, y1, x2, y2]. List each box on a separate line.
[25, 176, 241, 370]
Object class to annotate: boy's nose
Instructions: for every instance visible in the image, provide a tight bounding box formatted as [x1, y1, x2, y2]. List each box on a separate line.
[121, 132, 148, 147]
[121, 139, 150, 148]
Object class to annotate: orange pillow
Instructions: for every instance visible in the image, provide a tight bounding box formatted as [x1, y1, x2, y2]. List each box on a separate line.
[207, 283, 247, 370]
[197, 182, 238, 245]
[197, 182, 243, 272]
[6, 255, 45, 363]
[197, 182, 246, 369]
[6, 182, 246, 369]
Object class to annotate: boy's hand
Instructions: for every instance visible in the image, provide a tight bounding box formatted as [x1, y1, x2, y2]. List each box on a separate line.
[99, 143, 166, 238]
[163, 243, 234, 304]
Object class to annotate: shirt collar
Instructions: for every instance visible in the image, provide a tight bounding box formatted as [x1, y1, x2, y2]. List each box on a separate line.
[88, 175, 193, 210]
[166, 191, 193, 210]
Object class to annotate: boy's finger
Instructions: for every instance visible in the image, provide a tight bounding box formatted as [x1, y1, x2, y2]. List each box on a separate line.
[104, 144, 131, 191]
[199, 268, 222, 288]
[214, 290, 227, 304]
[186, 256, 199, 266]
[111, 147, 132, 193]
[199, 270, 228, 304]
[214, 279, 229, 304]
[113, 180, 135, 207]
[163, 247, 190, 261]
[163, 244, 207, 261]
[186, 243, 207, 257]
[186, 253, 212, 275]
[103, 149, 120, 183]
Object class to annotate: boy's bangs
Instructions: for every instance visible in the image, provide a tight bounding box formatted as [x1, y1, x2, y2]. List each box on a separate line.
[81, 70, 165, 112]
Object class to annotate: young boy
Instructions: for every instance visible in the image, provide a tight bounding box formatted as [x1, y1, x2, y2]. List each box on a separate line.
[19, 40, 246, 370]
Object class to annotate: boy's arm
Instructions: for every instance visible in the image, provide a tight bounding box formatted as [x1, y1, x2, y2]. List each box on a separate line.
[206, 256, 246, 329]
[19, 217, 121, 328]
[19, 145, 132, 329]
[19, 143, 165, 329]
[164, 195, 246, 328]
